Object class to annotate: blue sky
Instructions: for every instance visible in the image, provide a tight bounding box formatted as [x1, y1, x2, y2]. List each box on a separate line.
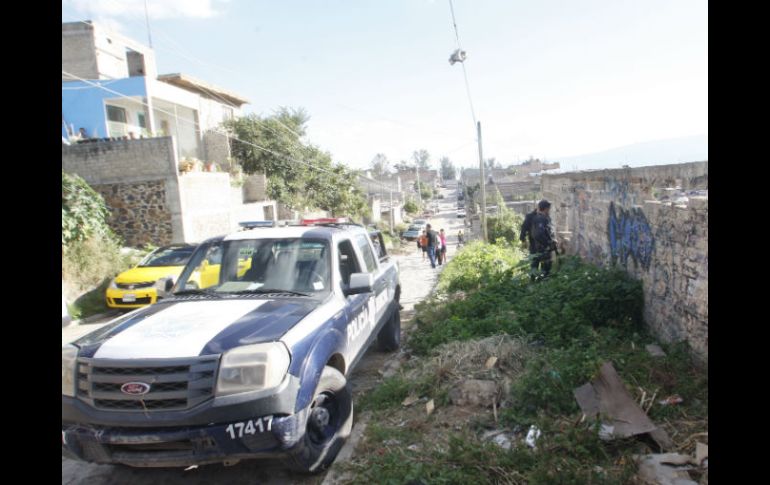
[62, 0, 708, 171]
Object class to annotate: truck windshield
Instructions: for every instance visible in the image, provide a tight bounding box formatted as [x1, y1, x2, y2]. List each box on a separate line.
[174, 238, 330, 296]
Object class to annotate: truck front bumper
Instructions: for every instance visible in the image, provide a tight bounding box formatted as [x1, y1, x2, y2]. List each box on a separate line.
[62, 374, 307, 467]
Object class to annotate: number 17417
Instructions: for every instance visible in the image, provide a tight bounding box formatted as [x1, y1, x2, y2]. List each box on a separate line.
[225, 416, 273, 439]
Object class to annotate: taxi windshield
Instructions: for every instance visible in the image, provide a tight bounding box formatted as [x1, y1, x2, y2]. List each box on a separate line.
[138, 246, 195, 267]
[175, 238, 330, 296]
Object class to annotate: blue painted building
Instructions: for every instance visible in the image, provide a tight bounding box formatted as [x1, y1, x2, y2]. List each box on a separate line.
[62, 21, 249, 160]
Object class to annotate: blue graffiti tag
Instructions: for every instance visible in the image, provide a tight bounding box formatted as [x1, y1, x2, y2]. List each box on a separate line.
[607, 202, 654, 270]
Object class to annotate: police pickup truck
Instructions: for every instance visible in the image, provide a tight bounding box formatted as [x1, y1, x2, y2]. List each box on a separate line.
[62, 219, 401, 473]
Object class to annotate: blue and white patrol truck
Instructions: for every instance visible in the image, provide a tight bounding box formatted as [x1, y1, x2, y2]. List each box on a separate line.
[62, 219, 401, 473]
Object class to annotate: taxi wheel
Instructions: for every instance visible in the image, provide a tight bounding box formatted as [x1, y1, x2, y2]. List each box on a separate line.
[287, 366, 353, 474]
[376, 309, 401, 352]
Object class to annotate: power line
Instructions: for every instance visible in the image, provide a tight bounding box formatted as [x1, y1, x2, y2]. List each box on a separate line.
[447, 0, 478, 127]
[61, 70, 396, 193]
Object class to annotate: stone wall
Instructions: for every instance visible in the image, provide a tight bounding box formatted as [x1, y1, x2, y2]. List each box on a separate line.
[62, 137, 184, 245]
[541, 161, 708, 360]
[94, 181, 174, 247]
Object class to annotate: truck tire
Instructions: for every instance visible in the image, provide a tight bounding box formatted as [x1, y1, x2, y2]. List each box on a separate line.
[376, 309, 401, 352]
[287, 366, 353, 474]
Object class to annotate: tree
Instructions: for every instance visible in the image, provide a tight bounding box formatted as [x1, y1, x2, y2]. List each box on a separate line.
[485, 157, 501, 170]
[370, 153, 390, 177]
[440, 156, 456, 180]
[224, 108, 368, 218]
[393, 160, 411, 171]
[412, 149, 431, 170]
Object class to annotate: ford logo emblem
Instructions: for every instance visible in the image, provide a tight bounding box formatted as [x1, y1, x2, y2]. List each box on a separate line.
[121, 382, 151, 395]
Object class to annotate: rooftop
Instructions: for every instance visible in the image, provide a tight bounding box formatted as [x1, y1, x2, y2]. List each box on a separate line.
[158, 73, 250, 106]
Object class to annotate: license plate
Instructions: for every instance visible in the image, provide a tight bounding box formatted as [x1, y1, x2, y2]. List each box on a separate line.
[122, 294, 136, 303]
[225, 416, 274, 439]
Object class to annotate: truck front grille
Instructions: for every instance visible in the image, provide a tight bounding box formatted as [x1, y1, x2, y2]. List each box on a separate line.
[76, 356, 219, 412]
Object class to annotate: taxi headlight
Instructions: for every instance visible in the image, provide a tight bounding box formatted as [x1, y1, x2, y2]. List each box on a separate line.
[216, 342, 291, 396]
[62, 344, 78, 397]
[108, 279, 118, 289]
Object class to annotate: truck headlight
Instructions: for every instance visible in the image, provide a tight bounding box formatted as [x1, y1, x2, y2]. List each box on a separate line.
[216, 342, 291, 396]
[62, 344, 78, 397]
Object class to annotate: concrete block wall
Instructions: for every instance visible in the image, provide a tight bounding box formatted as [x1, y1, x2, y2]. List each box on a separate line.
[541, 161, 708, 360]
[178, 172, 233, 242]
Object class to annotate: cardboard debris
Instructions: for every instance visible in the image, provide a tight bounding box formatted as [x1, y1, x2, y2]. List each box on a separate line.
[696, 442, 708, 467]
[573, 362, 658, 439]
[426, 399, 435, 415]
[484, 356, 498, 369]
[645, 344, 667, 358]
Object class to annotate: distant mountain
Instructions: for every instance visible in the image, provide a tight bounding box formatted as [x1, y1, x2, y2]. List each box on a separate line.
[552, 135, 708, 172]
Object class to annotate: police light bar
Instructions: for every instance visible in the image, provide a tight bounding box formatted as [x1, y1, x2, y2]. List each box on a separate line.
[300, 217, 349, 226]
[239, 221, 275, 229]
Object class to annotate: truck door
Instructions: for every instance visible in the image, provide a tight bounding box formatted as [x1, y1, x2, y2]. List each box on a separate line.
[338, 239, 371, 363]
[353, 233, 389, 331]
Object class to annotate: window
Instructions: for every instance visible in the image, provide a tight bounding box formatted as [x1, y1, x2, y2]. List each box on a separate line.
[337, 240, 360, 287]
[175, 238, 330, 294]
[137, 113, 146, 128]
[106, 105, 127, 124]
[355, 234, 377, 273]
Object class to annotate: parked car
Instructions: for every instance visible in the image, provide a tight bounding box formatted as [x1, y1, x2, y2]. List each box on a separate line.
[457, 209, 466, 218]
[401, 224, 424, 241]
[412, 219, 428, 226]
[63, 220, 401, 473]
[105, 244, 197, 309]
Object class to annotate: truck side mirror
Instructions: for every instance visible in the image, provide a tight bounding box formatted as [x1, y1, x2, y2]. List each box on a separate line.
[345, 273, 373, 296]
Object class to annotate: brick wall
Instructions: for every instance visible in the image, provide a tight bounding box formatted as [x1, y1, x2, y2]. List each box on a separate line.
[94, 181, 174, 247]
[541, 161, 708, 360]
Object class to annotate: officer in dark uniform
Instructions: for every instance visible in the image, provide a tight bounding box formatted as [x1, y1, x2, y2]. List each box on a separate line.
[530, 200, 558, 281]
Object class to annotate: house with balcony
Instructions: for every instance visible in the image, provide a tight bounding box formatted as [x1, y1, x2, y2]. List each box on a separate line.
[62, 20, 248, 163]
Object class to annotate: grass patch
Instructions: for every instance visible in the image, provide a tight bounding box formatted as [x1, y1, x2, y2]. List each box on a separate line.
[351, 245, 707, 484]
[68, 278, 111, 320]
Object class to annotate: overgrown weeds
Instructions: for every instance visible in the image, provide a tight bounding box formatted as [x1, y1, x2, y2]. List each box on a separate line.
[352, 243, 707, 483]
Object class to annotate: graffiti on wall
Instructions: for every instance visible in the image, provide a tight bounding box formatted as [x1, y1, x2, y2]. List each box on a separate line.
[607, 202, 654, 270]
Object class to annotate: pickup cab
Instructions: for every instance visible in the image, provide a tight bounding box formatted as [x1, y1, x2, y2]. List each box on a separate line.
[62, 222, 401, 473]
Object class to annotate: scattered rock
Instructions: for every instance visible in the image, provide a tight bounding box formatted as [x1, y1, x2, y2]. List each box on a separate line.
[492, 433, 512, 450]
[426, 399, 435, 415]
[484, 356, 498, 369]
[379, 359, 402, 379]
[383, 439, 401, 446]
[402, 395, 419, 407]
[635, 453, 698, 485]
[407, 444, 422, 452]
[449, 379, 498, 407]
[645, 344, 667, 357]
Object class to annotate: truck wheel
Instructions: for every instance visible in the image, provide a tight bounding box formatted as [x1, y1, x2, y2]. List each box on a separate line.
[376, 309, 401, 352]
[287, 366, 353, 474]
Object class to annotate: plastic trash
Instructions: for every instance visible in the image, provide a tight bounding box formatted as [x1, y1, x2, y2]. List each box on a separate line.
[525, 425, 541, 448]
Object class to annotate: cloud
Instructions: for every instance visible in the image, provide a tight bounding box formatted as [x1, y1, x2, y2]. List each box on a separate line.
[64, 0, 227, 20]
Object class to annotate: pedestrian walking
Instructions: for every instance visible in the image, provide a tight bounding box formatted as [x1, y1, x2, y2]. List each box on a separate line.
[419, 230, 428, 261]
[438, 229, 447, 265]
[425, 224, 439, 268]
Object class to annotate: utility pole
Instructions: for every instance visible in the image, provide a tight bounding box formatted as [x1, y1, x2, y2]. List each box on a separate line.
[477, 121, 487, 242]
[144, 0, 153, 48]
[415, 165, 422, 207]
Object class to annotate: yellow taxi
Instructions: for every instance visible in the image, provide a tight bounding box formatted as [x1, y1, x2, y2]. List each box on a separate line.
[105, 244, 196, 309]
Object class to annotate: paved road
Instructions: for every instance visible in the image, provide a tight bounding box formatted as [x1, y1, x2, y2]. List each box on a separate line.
[61, 186, 462, 485]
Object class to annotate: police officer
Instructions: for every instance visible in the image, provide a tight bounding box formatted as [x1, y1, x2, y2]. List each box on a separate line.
[530, 200, 559, 281]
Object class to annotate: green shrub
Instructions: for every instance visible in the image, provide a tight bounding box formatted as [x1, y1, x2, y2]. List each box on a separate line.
[62, 171, 113, 247]
[411, 257, 644, 355]
[437, 240, 526, 293]
[403, 200, 419, 215]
